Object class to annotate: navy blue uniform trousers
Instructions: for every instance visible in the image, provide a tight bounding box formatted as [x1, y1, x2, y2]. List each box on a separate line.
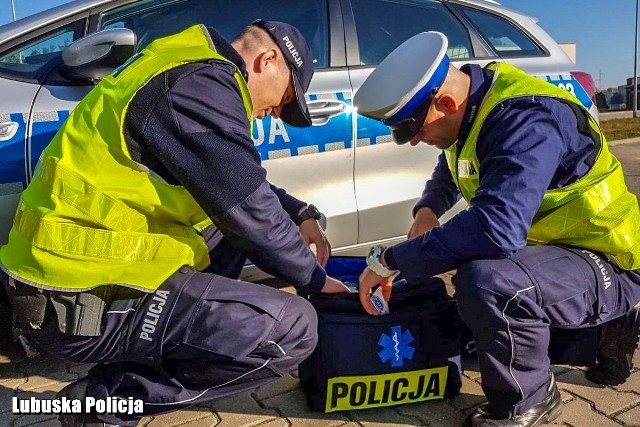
[23, 227, 318, 425]
[453, 245, 640, 418]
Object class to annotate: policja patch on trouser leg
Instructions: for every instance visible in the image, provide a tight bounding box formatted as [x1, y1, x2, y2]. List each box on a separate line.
[70, 265, 317, 425]
[138, 289, 170, 343]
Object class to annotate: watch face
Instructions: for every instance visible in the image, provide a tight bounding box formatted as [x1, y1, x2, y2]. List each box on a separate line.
[308, 204, 322, 219]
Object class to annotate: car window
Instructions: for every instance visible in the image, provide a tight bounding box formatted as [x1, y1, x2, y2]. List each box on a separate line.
[0, 21, 84, 81]
[352, 0, 473, 65]
[458, 6, 544, 57]
[100, 0, 329, 68]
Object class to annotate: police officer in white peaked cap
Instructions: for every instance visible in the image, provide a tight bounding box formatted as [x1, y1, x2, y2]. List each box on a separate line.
[354, 30, 640, 427]
[354, 31, 449, 144]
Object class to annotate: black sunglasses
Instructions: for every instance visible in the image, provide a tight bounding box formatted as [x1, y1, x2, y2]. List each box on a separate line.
[383, 87, 439, 145]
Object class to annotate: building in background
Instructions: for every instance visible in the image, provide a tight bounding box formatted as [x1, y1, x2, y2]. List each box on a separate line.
[606, 85, 627, 110]
[559, 43, 576, 64]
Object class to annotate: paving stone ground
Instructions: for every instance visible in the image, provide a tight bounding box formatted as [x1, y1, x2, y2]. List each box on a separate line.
[1, 273, 640, 427]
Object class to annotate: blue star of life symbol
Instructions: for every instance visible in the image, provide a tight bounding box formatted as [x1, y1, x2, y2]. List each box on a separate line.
[378, 325, 415, 367]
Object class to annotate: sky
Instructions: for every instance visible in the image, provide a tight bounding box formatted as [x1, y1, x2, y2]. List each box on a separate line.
[500, 0, 637, 90]
[0, 0, 637, 90]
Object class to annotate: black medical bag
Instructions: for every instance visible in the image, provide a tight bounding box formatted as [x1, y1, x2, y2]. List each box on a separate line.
[298, 257, 462, 413]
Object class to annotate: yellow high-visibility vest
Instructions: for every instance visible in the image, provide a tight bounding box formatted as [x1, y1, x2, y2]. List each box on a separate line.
[444, 62, 640, 270]
[0, 25, 254, 291]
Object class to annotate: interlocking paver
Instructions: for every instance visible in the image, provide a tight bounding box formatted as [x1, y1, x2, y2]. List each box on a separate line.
[25, 420, 63, 427]
[615, 370, 640, 393]
[208, 391, 287, 427]
[66, 362, 95, 379]
[396, 399, 467, 426]
[17, 358, 78, 391]
[0, 385, 16, 413]
[14, 387, 60, 404]
[1, 374, 27, 389]
[615, 402, 640, 426]
[556, 369, 640, 416]
[7, 387, 67, 426]
[256, 419, 294, 427]
[0, 353, 13, 365]
[552, 398, 623, 427]
[12, 413, 59, 427]
[147, 413, 220, 427]
[254, 373, 301, 401]
[140, 406, 216, 427]
[448, 375, 485, 411]
[0, 362, 23, 380]
[0, 410, 17, 426]
[344, 405, 428, 426]
[261, 387, 350, 427]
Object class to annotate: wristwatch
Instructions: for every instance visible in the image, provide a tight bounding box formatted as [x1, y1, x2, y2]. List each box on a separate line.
[366, 245, 399, 278]
[295, 204, 322, 225]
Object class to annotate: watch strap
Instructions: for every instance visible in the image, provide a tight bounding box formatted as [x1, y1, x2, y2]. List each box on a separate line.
[295, 204, 321, 225]
[366, 245, 399, 278]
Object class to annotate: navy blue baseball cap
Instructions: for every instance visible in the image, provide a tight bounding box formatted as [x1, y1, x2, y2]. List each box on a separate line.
[252, 19, 314, 127]
[354, 32, 450, 144]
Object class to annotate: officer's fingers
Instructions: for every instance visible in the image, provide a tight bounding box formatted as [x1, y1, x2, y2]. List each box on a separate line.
[381, 283, 393, 301]
[359, 293, 378, 315]
[322, 278, 349, 293]
[358, 283, 378, 316]
[337, 282, 351, 293]
[359, 270, 368, 283]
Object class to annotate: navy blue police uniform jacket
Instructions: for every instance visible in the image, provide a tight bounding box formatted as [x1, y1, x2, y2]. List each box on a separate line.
[384, 64, 599, 284]
[121, 27, 326, 294]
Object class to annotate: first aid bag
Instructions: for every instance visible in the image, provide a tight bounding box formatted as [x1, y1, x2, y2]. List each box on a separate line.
[298, 257, 462, 412]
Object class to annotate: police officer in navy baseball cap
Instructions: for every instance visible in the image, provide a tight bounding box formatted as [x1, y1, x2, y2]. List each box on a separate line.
[354, 31, 640, 427]
[252, 19, 314, 127]
[4, 18, 349, 427]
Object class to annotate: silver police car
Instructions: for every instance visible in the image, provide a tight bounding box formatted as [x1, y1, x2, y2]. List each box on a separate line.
[0, 0, 598, 279]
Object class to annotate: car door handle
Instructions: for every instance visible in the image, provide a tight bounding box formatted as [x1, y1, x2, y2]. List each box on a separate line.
[308, 100, 347, 117]
[307, 101, 347, 126]
[0, 122, 19, 142]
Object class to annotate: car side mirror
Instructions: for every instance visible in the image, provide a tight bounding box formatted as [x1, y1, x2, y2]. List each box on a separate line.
[62, 28, 137, 80]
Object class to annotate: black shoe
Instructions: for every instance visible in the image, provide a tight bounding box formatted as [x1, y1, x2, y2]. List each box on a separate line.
[464, 373, 563, 427]
[56, 379, 123, 427]
[586, 306, 640, 386]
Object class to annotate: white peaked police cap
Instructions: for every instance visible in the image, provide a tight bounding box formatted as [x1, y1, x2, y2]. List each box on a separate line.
[353, 32, 449, 144]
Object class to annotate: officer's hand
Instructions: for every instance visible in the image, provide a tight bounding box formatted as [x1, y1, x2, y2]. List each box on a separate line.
[321, 276, 351, 293]
[359, 267, 394, 316]
[299, 218, 331, 267]
[408, 207, 440, 239]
